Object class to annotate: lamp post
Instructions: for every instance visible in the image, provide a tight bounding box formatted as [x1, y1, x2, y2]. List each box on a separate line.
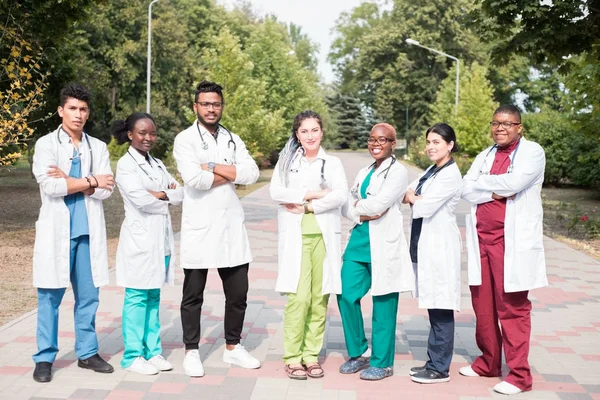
[406, 38, 459, 115]
[147, 0, 162, 113]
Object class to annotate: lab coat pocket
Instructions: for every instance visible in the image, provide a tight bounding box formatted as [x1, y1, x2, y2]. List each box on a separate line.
[33, 219, 55, 258]
[517, 217, 544, 251]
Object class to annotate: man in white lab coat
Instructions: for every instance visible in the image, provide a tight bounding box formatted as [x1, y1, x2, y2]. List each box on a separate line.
[31, 83, 115, 383]
[173, 81, 261, 377]
[461, 105, 547, 395]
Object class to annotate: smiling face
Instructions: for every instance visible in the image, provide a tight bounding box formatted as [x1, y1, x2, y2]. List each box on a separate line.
[58, 97, 90, 136]
[128, 118, 157, 154]
[426, 131, 453, 164]
[368, 126, 396, 162]
[194, 92, 223, 129]
[491, 112, 522, 147]
[296, 117, 323, 154]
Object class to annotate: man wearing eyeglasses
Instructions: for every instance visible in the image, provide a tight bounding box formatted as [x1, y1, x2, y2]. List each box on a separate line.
[461, 105, 547, 395]
[173, 80, 260, 377]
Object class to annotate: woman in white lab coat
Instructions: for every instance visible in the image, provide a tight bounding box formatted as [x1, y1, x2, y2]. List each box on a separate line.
[338, 123, 414, 381]
[403, 123, 463, 384]
[269, 110, 347, 380]
[113, 112, 183, 375]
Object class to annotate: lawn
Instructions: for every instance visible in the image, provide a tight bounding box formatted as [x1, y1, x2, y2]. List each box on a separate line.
[0, 162, 273, 327]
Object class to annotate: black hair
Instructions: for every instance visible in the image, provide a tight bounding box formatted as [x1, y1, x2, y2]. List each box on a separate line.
[60, 83, 92, 107]
[426, 123, 459, 153]
[292, 110, 323, 137]
[278, 110, 323, 186]
[111, 112, 156, 145]
[194, 80, 224, 103]
[494, 104, 522, 122]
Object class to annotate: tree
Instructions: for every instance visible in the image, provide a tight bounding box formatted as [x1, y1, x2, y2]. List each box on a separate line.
[0, 26, 49, 166]
[471, 0, 599, 71]
[326, 91, 369, 149]
[430, 62, 497, 157]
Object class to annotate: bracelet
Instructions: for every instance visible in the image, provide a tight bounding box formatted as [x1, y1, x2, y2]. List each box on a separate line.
[92, 176, 99, 188]
[85, 176, 92, 188]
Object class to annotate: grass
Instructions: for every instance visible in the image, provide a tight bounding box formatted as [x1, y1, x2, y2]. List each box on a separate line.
[0, 162, 273, 327]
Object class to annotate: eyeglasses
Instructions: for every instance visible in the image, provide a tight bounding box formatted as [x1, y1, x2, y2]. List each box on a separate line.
[367, 137, 394, 145]
[196, 101, 223, 109]
[490, 121, 521, 129]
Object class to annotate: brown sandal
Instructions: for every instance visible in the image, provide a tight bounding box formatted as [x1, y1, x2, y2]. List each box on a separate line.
[303, 363, 324, 378]
[285, 364, 307, 380]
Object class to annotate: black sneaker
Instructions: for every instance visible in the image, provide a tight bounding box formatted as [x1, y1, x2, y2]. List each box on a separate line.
[78, 354, 114, 373]
[409, 364, 426, 376]
[33, 362, 52, 383]
[411, 369, 450, 384]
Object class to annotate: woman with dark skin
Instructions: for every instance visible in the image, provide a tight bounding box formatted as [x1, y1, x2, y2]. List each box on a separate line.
[112, 112, 183, 375]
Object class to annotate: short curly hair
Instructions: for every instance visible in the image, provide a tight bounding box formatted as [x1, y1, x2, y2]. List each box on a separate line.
[194, 80, 224, 103]
[60, 83, 92, 107]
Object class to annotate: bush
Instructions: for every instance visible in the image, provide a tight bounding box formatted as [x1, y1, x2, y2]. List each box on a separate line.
[107, 137, 128, 161]
[523, 109, 575, 185]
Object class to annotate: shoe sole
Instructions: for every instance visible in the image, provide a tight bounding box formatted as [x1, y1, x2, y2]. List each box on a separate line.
[33, 376, 52, 383]
[339, 363, 369, 374]
[184, 368, 205, 377]
[411, 376, 450, 384]
[125, 368, 158, 375]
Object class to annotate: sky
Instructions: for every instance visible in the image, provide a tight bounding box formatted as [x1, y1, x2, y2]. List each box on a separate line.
[218, 0, 368, 83]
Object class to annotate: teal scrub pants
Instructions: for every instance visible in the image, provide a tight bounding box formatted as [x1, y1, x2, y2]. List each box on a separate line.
[337, 259, 399, 368]
[120, 256, 169, 368]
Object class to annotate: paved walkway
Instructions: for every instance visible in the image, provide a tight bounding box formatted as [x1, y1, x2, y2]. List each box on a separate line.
[1, 152, 599, 400]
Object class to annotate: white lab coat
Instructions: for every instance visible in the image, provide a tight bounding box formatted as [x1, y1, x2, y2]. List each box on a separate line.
[462, 137, 548, 292]
[115, 147, 183, 289]
[173, 122, 259, 269]
[409, 162, 463, 311]
[269, 147, 348, 295]
[32, 127, 113, 288]
[343, 157, 415, 296]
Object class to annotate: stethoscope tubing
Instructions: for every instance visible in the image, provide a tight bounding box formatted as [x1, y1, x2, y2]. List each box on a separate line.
[196, 122, 237, 163]
[56, 125, 94, 175]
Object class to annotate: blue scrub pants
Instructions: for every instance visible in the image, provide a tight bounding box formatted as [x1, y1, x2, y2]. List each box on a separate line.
[33, 235, 99, 363]
[120, 256, 169, 369]
[425, 309, 455, 376]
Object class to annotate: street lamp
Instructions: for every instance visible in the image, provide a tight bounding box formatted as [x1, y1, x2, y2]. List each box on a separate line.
[147, 0, 162, 113]
[406, 38, 459, 115]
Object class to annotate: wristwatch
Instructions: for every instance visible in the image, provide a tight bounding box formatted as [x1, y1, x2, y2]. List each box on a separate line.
[207, 162, 215, 173]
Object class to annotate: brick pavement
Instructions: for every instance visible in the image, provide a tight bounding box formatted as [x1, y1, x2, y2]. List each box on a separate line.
[1, 151, 599, 400]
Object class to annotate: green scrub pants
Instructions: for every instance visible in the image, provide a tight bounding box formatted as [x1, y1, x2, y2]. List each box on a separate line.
[283, 234, 329, 365]
[337, 259, 399, 368]
[121, 256, 169, 369]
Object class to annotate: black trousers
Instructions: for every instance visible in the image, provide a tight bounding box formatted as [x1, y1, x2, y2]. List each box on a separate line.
[181, 264, 249, 349]
[425, 308, 455, 376]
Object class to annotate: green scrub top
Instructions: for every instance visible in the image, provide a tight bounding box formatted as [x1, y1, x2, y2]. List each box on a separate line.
[343, 168, 375, 262]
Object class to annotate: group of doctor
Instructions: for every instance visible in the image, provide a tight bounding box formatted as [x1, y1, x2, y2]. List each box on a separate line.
[30, 80, 546, 396]
[31, 80, 262, 382]
[270, 105, 546, 396]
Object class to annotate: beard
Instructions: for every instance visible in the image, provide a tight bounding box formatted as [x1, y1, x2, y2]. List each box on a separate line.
[196, 111, 221, 130]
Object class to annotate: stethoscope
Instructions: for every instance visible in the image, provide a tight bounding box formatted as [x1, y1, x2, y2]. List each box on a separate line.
[127, 149, 168, 185]
[56, 125, 94, 174]
[479, 139, 521, 175]
[290, 155, 327, 189]
[196, 122, 237, 164]
[351, 156, 397, 197]
[416, 158, 455, 195]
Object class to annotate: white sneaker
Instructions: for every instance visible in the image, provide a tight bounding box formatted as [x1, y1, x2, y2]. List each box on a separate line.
[222, 344, 260, 369]
[494, 381, 523, 395]
[183, 350, 205, 377]
[148, 355, 173, 371]
[125, 356, 159, 375]
[459, 366, 480, 377]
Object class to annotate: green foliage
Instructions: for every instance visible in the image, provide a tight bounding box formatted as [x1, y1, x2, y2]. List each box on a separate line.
[523, 108, 575, 185]
[429, 62, 497, 157]
[107, 137, 128, 161]
[326, 91, 369, 149]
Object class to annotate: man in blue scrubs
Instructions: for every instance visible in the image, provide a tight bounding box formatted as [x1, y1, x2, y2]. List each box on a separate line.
[31, 83, 115, 382]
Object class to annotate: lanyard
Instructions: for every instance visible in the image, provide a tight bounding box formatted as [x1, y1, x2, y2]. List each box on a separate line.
[416, 158, 455, 195]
